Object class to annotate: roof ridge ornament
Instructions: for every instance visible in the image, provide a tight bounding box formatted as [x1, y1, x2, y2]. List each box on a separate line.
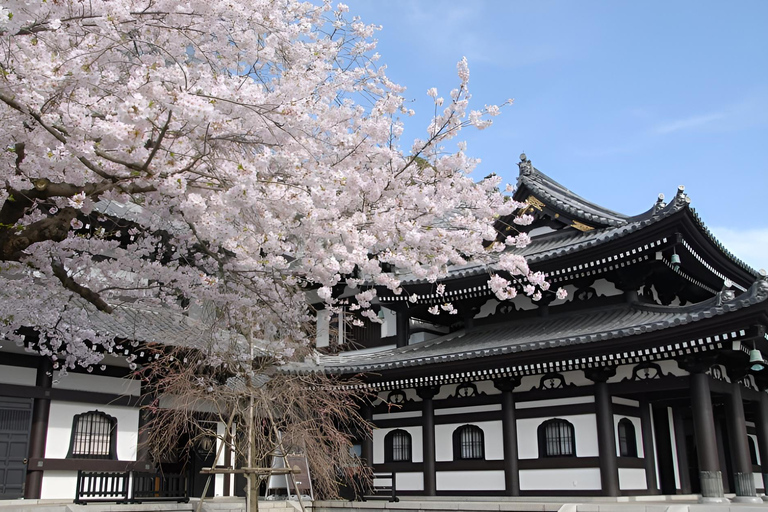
[674, 185, 691, 208]
[518, 153, 534, 177]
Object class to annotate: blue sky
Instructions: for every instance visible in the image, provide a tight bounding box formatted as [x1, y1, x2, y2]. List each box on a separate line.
[345, 0, 768, 271]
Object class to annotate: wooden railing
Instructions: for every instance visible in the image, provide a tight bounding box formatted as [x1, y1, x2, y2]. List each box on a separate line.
[74, 470, 188, 504]
[362, 471, 398, 502]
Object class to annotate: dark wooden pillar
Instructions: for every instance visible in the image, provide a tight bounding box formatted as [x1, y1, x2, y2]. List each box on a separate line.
[24, 357, 52, 499]
[417, 386, 439, 496]
[726, 383, 760, 501]
[361, 404, 373, 466]
[395, 309, 410, 348]
[494, 377, 521, 496]
[639, 400, 659, 494]
[689, 370, 727, 500]
[585, 367, 619, 496]
[672, 407, 692, 493]
[753, 392, 768, 497]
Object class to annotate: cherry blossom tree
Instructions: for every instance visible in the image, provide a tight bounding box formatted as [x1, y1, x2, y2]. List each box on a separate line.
[1, 0, 567, 499]
[0, 0, 556, 369]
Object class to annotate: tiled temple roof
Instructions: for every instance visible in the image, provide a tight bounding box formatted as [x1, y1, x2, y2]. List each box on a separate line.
[319, 276, 768, 374]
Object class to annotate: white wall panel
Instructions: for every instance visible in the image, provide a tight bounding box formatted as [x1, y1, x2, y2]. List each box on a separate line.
[40, 470, 77, 499]
[435, 421, 503, 462]
[373, 410, 422, 421]
[754, 472, 764, 491]
[618, 468, 647, 490]
[517, 414, 598, 459]
[45, 401, 139, 461]
[434, 404, 500, 416]
[613, 415, 643, 457]
[0, 365, 36, 386]
[436, 470, 505, 491]
[53, 372, 140, 396]
[516, 396, 593, 410]
[395, 472, 423, 491]
[372, 426, 422, 464]
[612, 397, 639, 407]
[520, 468, 601, 490]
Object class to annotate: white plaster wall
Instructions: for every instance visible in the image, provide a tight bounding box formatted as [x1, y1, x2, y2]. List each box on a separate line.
[755, 472, 764, 491]
[593, 279, 622, 298]
[520, 468, 601, 491]
[380, 308, 396, 338]
[372, 426, 422, 464]
[395, 472, 423, 491]
[373, 410, 422, 421]
[475, 299, 499, 319]
[517, 396, 593, 410]
[53, 373, 140, 396]
[475, 380, 501, 396]
[517, 414, 599, 459]
[215, 422, 226, 496]
[376, 388, 421, 404]
[40, 470, 77, 499]
[613, 415, 644, 457]
[749, 434, 761, 465]
[45, 401, 139, 461]
[510, 294, 536, 311]
[549, 284, 577, 307]
[435, 421, 503, 462]
[666, 407, 681, 490]
[436, 470, 505, 491]
[408, 332, 441, 344]
[434, 404, 500, 416]
[0, 364, 36, 385]
[612, 397, 639, 407]
[618, 468, 647, 490]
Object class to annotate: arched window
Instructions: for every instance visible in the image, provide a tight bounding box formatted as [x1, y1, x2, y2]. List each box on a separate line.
[67, 410, 118, 459]
[749, 436, 759, 466]
[618, 418, 638, 457]
[384, 429, 411, 463]
[537, 418, 575, 457]
[453, 425, 484, 460]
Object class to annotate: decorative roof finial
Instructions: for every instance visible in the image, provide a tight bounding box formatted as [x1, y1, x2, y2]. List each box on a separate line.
[518, 153, 533, 176]
[716, 279, 736, 305]
[674, 185, 689, 208]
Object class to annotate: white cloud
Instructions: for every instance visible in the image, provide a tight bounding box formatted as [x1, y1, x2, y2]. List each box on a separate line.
[708, 226, 768, 273]
[654, 112, 725, 134]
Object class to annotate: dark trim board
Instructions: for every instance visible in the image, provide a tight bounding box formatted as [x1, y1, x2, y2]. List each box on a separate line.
[519, 456, 599, 470]
[435, 459, 505, 471]
[372, 462, 425, 473]
[617, 457, 646, 469]
[0, 383, 145, 407]
[28, 458, 154, 472]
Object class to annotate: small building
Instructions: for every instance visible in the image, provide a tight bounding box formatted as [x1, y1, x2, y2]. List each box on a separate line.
[317, 155, 768, 501]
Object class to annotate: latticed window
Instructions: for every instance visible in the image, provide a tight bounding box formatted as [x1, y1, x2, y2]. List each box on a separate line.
[384, 429, 411, 463]
[538, 418, 575, 457]
[453, 425, 484, 460]
[618, 418, 638, 457]
[67, 410, 118, 459]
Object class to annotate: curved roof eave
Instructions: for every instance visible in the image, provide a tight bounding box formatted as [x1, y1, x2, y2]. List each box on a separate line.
[321, 276, 768, 374]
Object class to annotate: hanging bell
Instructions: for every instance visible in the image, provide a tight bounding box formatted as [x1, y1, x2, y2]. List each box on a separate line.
[670, 252, 681, 269]
[749, 348, 765, 371]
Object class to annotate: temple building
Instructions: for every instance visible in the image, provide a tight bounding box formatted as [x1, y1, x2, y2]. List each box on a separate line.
[2, 155, 768, 502]
[316, 155, 768, 501]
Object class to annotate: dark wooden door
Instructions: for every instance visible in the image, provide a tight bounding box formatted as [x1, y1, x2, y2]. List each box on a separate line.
[0, 398, 33, 500]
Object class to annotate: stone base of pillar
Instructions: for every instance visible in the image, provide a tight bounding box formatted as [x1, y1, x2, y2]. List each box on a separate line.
[699, 470, 725, 499]
[732, 472, 760, 502]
